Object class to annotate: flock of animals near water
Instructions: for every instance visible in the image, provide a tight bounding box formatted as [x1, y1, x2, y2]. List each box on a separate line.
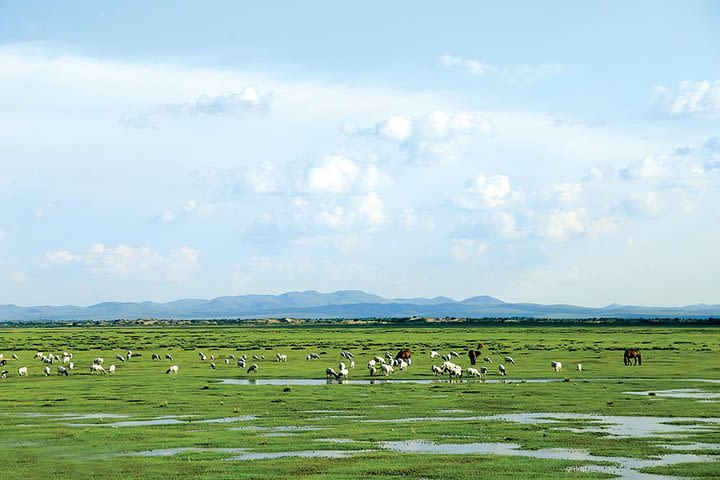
[0, 345, 643, 381]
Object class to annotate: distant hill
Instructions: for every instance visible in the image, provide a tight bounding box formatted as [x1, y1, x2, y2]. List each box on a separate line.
[1, 290, 719, 321]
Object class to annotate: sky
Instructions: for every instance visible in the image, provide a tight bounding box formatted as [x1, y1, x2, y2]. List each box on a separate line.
[1, 1, 719, 307]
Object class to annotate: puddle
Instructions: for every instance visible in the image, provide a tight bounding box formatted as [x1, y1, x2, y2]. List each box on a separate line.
[315, 438, 357, 443]
[229, 425, 324, 432]
[123, 447, 247, 457]
[624, 389, 720, 400]
[304, 410, 345, 414]
[307, 415, 366, 420]
[382, 440, 720, 480]
[195, 416, 257, 424]
[225, 449, 371, 461]
[660, 443, 720, 451]
[362, 413, 720, 438]
[15, 413, 129, 420]
[260, 432, 297, 437]
[438, 409, 471, 414]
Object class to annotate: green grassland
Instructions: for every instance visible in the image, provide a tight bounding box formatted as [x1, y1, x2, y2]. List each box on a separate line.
[0, 325, 718, 479]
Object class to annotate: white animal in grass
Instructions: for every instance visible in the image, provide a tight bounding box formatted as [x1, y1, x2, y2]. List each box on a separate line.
[349, 360, 355, 369]
[340, 351, 353, 360]
[442, 361, 462, 379]
[210, 362, 217, 370]
[576, 363, 583, 372]
[44, 366, 51, 377]
[108, 364, 116, 374]
[237, 358, 246, 368]
[276, 353, 288, 362]
[385, 352, 393, 360]
[381, 364, 394, 376]
[307, 353, 320, 361]
[165, 365, 179, 374]
[199, 353, 207, 362]
[93, 357, 104, 365]
[483, 356, 492, 363]
[337, 362, 349, 379]
[151, 354, 161, 360]
[90, 364, 106, 374]
[210, 355, 215, 361]
[116, 354, 126, 363]
[551, 361, 563, 372]
[498, 364, 507, 376]
[165, 354, 173, 361]
[57, 366, 69, 376]
[18, 366, 28, 377]
[449, 350, 460, 358]
[229, 354, 236, 360]
[397, 359, 409, 370]
[367, 359, 377, 368]
[1, 370, 8, 379]
[12, 353, 19, 360]
[247, 363, 258, 374]
[68, 362, 75, 370]
[431, 365, 443, 375]
[467, 367, 482, 378]
[373, 356, 386, 364]
[326, 367, 338, 379]
[480, 366, 488, 377]
[62, 354, 72, 364]
[224, 358, 230, 365]
[368, 365, 377, 377]
[430, 351, 439, 358]
[34, 352, 43, 359]
[126, 350, 132, 360]
[504, 356, 515, 364]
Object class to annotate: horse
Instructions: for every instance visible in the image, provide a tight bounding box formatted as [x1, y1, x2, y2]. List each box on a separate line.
[624, 349, 641, 366]
[395, 348, 412, 360]
[468, 343, 485, 365]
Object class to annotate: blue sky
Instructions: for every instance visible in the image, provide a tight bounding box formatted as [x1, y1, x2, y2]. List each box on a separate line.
[1, 2, 719, 306]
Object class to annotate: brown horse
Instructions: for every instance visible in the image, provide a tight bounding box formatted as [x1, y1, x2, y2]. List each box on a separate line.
[624, 349, 641, 366]
[468, 343, 485, 365]
[396, 348, 412, 360]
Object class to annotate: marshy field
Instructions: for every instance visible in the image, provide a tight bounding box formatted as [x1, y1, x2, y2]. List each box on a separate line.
[0, 324, 718, 479]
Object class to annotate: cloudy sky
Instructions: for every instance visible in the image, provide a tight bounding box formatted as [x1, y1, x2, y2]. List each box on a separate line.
[1, 2, 719, 307]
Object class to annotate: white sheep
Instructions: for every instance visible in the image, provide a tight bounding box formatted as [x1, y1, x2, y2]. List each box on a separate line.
[276, 353, 288, 362]
[326, 367, 338, 379]
[480, 366, 488, 377]
[18, 366, 28, 377]
[504, 356, 515, 364]
[126, 350, 132, 360]
[499, 364, 507, 376]
[151, 353, 161, 360]
[210, 362, 217, 369]
[210, 355, 215, 361]
[34, 352, 43, 359]
[116, 354, 126, 363]
[551, 361, 563, 372]
[90, 364, 106, 374]
[397, 359, 409, 370]
[43, 366, 51, 377]
[229, 354, 236, 360]
[337, 362, 349, 379]
[483, 356, 492, 363]
[68, 362, 74, 370]
[430, 350, 439, 358]
[62, 354, 71, 364]
[199, 353, 207, 362]
[349, 360, 355, 369]
[373, 356, 386, 364]
[165, 354, 173, 361]
[431, 365, 443, 375]
[449, 350, 460, 358]
[381, 364, 394, 376]
[247, 363, 258, 374]
[165, 365, 179, 374]
[12, 353, 19, 360]
[57, 366, 69, 376]
[1, 370, 8, 379]
[93, 357, 104, 365]
[108, 364, 116, 374]
[237, 358, 246, 368]
[224, 358, 230, 365]
[467, 367, 481, 378]
[577, 363, 583, 372]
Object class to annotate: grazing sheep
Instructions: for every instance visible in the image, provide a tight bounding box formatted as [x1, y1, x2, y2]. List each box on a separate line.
[229, 354, 236, 360]
[307, 352, 321, 361]
[442, 353, 453, 361]
[247, 363, 258, 374]
[34, 352, 43, 359]
[42, 356, 53, 364]
[261, 355, 266, 360]
[116, 354, 126, 363]
[62, 354, 71, 364]
[237, 359, 246, 368]
[210, 362, 217, 369]
[337, 362, 349, 379]
[326, 367, 338, 379]
[108, 364, 116, 374]
[241, 354, 247, 360]
[68, 362, 74, 370]
[449, 350, 460, 358]
[165, 354, 173, 361]
[210, 355, 215, 361]
[430, 350, 439, 358]
[199, 353, 207, 362]
[397, 359, 409, 370]
[276, 353, 288, 362]
[577, 363, 583, 372]
[368, 359, 377, 368]
[12, 353, 19, 360]
[373, 356, 386, 364]
[43, 366, 51, 377]
[480, 366, 488, 377]
[126, 350, 132, 360]
[368, 365, 377, 377]
[551, 361, 563, 372]
[484, 356, 492, 363]
[504, 356, 515, 364]
[224, 358, 230, 365]
[57, 366, 68, 376]
[467, 367, 481, 378]
[431, 365, 443, 375]
[252, 354, 259, 361]
[1, 370, 9, 379]
[442, 361, 462, 379]
[349, 360, 355, 369]
[93, 357, 104, 365]
[385, 352, 394, 360]
[381, 364, 394, 376]
[151, 353, 161, 360]
[498, 364, 507, 376]
[90, 364, 106, 374]
[166, 365, 179, 374]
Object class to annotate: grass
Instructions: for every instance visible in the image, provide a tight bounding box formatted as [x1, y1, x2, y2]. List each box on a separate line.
[0, 325, 718, 479]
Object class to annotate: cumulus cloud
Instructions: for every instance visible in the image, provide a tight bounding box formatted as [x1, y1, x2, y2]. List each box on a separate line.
[314, 192, 387, 229]
[619, 155, 666, 180]
[44, 243, 199, 279]
[401, 208, 436, 232]
[123, 85, 270, 128]
[654, 80, 720, 116]
[454, 173, 515, 209]
[347, 111, 493, 162]
[244, 162, 280, 193]
[624, 191, 660, 217]
[543, 208, 587, 241]
[450, 238, 488, 261]
[158, 200, 200, 224]
[300, 154, 390, 194]
[440, 53, 564, 84]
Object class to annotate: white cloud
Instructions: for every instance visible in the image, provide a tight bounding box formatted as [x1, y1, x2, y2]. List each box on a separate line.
[493, 212, 525, 238]
[544, 208, 587, 241]
[625, 191, 660, 217]
[552, 182, 583, 203]
[245, 162, 279, 193]
[353, 192, 387, 225]
[654, 80, 720, 116]
[314, 192, 387, 229]
[619, 155, 666, 180]
[455, 173, 513, 209]
[586, 217, 618, 236]
[300, 154, 390, 195]
[450, 238, 487, 261]
[440, 53, 564, 84]
[44, 243, 199, 279]
[401, 208, 435, 232]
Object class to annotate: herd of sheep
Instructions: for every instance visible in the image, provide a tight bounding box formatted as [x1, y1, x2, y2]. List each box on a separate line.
[0, 349, 582, 381]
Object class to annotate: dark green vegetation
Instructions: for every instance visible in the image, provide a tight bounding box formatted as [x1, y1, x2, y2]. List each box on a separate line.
[1, 326, 718, 479]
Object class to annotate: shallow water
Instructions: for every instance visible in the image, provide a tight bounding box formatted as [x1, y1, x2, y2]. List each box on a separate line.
[224, 449, 371, 461]
[381, 440, 720, 480]
[67, 418, 186, 427]
[194, 416, 258, 423]
[315, 438, 357, 443]
[363, 413, 720, 438]
[623, 389, 720, 400]
[660, 442, 720, 451]
[124, 447, 247, 457]
[229, 425, 324, 432]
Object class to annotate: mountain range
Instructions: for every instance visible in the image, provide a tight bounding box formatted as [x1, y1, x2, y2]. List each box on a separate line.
[1, 290, 719, 321]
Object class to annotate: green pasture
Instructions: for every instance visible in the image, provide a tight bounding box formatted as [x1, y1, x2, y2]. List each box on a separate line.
[0, 325, 718, 479]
